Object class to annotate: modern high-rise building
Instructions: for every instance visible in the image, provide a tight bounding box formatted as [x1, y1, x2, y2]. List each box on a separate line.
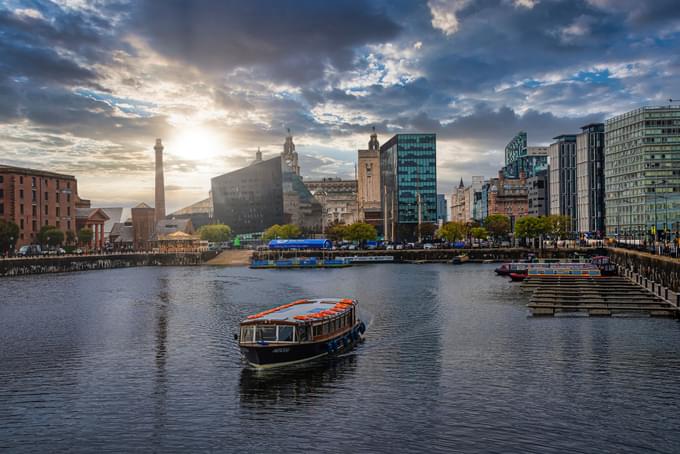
[504, 131, 549, 178]
[357, 128, 382, 228]
[549, 134, 577, 232]
[154, 139, 166, 224]
[436, 194, 448, 224]
[576, 123, 605, 236]
[527, 170, 549, 217]
[0, 165, 80, 247]
[380, 134, 437, 241]
[605, 106, 680, 240]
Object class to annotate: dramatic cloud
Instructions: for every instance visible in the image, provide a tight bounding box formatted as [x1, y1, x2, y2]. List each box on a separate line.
[0, 0, 678, 210]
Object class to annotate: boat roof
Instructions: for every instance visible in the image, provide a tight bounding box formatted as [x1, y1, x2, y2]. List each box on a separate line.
[242, 298, 355, 324]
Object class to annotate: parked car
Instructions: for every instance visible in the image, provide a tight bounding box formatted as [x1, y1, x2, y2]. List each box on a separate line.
[17, 245, 42, 257]
[423, 243, 434, 249]
[386, 244, 394, 250]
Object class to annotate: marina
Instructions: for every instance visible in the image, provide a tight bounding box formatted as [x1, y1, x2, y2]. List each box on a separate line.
[3, 264, 680, 452]
[249, 257, 352, 269]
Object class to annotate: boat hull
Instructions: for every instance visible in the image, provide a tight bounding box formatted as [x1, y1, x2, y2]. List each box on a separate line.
[241, 322, 365, 368]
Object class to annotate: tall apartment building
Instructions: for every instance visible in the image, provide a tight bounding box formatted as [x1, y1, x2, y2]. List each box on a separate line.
[485, 170, 528, 230]
[605, 106, 680, 239]
[576, 123, 605, 236]
[527, 170, 549, 217]
[436, 194, 448, 224]
[357, 128, 382, 228]
[549, 134, 577, 232]
[0, 165, 79, 247]
[380, 134, 437, 241]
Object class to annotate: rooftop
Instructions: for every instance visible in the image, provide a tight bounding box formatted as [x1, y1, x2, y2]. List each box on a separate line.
[242, 298, 355, 324]
[0, 164, 76, 180]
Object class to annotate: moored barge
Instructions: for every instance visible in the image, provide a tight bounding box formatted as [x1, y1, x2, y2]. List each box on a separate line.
[238, 298, 366, 368]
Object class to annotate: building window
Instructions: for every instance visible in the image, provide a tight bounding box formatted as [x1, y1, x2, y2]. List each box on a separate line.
[44, 205, 48, 215]
[67, 220, 71, 230]
[0, 203, 3, 215]
[56, 207, 60, 217]
[67, 194, 71, 203]
[19, 189, 23, 199]
[20, 219, 24, 229]
[44, 191, 48, 201]
[32, 190, 36, 202]
[55, 192, 59, 203]
[20, 204, 24, 215]
[31, 177, 36, 187]
[67, 207, 70, 216]
[56, 220, 60, 229]
[20, 176, 23, 184]
[32, 205, 36, 216]
[0, 189, 3, 198]
[0, 175, 3, 183]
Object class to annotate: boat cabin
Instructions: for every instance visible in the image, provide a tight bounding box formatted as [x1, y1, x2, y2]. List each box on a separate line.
[239, 299, 357, 345]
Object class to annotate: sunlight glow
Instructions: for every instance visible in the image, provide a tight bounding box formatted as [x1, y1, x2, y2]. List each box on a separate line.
[168, 126, 224, 161]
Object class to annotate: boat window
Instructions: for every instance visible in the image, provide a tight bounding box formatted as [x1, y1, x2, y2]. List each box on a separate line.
[313, 325, 322, 337]
[297, 326, 309, 341]
[277, 326, 294, 342]
[241, 326, 255, 342]
[256, 325, 277, 342]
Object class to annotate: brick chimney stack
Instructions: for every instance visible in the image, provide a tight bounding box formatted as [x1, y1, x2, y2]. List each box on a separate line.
[154, 138, 166, 223]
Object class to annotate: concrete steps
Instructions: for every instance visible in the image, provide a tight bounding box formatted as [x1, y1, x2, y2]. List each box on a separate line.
[522, 275, 678, 317]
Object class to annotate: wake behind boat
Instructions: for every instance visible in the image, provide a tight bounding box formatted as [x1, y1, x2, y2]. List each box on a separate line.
[238, 298, 366, 368]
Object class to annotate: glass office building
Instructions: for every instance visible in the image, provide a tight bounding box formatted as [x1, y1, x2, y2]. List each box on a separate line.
[380, 134, 437, 241]
[605, 106, 680, 241]
[504, 131, 548, 178]
[211, 156, 321, 234]
[549, 134, 578, 232]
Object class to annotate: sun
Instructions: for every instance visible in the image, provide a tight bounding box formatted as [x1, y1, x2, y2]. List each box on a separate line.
[168, 126, 224, 161]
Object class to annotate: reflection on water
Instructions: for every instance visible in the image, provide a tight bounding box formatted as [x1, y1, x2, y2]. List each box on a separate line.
[1, 264, 680, 453]
[239, 354, 358, 407]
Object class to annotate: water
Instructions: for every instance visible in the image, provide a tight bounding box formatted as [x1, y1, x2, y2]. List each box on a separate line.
[1, 264, 680, 453]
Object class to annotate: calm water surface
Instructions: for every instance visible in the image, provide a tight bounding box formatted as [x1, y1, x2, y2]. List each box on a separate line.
[1, 264, 680, 453]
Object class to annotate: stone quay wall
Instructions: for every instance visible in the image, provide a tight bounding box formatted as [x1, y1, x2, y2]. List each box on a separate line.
[0, 251, 218, 277]
[608, 248, 680, 294]
[253, 247, 607, 262]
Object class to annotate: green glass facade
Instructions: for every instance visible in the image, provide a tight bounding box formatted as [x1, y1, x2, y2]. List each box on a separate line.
[504, 131, 548, 178]
[605, 106, 680, 241]
[380, 134, 437, 240]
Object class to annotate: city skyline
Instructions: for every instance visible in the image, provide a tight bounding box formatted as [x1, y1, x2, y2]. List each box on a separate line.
[1, 0, 679, 211]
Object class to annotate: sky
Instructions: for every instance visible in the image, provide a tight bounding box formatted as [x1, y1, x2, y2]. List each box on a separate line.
[1, 0, 679, 212]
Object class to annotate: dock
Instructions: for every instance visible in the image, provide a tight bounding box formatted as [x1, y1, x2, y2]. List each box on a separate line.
[523, 276, 679, 317]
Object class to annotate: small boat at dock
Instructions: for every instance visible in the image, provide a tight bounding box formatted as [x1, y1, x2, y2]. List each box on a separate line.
[238, 298, 366, 368]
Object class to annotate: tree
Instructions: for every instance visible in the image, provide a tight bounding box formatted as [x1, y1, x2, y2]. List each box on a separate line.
[38, 225, 64, 247]
[484, 214, 511, 239]
[470, 227, 489, 240]
[435, 221, 468, 242]
[345, 222, 377, 242]
[0, 219, 19, 253]
[419, 223, 438, 239]
[326, 223, 347, 242]
[514, 216, 548, 243]
[545, 215, 571, 240]
[78, 227, 93, 246]
[65, 230, 77, 246]
[262, 224, 301, 240]
[198, 224, 232, 243]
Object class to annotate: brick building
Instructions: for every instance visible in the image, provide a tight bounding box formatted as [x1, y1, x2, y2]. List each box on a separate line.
[0, 165, 79, 247]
